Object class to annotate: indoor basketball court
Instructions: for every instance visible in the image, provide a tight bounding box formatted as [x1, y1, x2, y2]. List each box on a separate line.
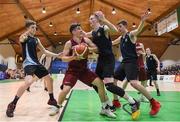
[0, 0, 180, 122]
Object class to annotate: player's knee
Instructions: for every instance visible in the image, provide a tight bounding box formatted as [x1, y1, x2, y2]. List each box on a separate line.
[25, 80, 33, 86]
[130, 81, 138, 87]
[92, 78, 104, 88]
[24, 77, 34, 86]
[62, 86, 71, 94]
[44, 75, 52, 82]
[61, 89, 70, 95]
[105, 83, 125, 97]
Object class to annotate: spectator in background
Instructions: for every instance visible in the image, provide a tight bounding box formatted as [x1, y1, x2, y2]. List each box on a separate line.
[160, 64, 180, 75]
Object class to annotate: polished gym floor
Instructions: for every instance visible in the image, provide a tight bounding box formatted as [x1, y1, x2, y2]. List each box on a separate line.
[0, 74, 180, 122]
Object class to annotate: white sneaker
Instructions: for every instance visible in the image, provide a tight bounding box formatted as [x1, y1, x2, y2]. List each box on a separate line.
[100, 108, 116, 118]
[49, 106, 59, 116]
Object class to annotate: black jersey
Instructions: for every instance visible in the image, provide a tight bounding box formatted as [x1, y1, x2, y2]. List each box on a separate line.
[92, 26, 113, 56]
[146, 55, 157, 70]
[120, 32, 137, 63]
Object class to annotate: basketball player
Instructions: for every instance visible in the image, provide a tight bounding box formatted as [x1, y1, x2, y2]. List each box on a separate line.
[6, 20, 60, 117]
[112, 11, 161, 116]
[146, 48, 161, 96]
[113, 42, 148, 106]
[83, 11, 140, 120]
[50, 23, 116, 118]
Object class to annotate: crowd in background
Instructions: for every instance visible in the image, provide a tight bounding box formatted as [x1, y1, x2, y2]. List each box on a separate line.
[0, 64, 24, 80]
[0, 62, 180, 80]
[160, 64, 180, 75]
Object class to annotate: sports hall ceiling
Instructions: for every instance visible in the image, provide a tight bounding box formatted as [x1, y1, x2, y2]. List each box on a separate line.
[0, 0, 180, 57]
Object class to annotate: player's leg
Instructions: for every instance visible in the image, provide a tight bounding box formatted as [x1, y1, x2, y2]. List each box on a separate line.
[91, 78, 116, 118]
[152, 70, 160, 96]
[112, 79, 121, 108]
[6, 65, 36, 117]
[80, 69, 116, 118]
[49, 72, 77, 116]
[126, 63, 161, 115]
[34, 65, 58, 107]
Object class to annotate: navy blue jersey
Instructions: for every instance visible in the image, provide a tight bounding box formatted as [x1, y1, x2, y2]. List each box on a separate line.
[92, 26, 113, 56]
[21, 36, 40, 67]
[146, 55, 157, 70]
[120, 32, 137, 63]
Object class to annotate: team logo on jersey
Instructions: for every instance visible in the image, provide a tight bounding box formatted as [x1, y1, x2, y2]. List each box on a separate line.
[97, 32, 101, 36]
[125, 38, 128, 42]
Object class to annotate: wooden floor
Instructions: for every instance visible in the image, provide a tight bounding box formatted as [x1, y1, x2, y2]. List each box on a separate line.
[0, 74, 180, 122]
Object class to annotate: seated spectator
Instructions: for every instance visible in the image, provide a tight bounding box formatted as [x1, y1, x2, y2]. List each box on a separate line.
[161, 64, 180, 75]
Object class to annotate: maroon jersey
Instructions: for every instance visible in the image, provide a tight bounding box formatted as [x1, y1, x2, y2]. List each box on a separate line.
[62, 38, 97, 88]
[68, 38, 88, 71]
[136, 43, 145, 68]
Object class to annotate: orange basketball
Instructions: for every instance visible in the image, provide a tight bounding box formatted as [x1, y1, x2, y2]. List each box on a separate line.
[74, 43, 89, 58]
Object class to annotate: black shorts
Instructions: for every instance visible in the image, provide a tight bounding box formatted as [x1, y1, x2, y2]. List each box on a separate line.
[114, 62, 138, 81]
[147, 69, 157, 80]
[96, 54, 115, 80]
[24, 65, 49, 79]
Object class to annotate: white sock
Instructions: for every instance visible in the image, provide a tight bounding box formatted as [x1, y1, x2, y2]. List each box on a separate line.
[102, 100, 112, 109]
[102, 102, 107, 109]
[127, 96, 135, 104]
[106, 100, 113, 106]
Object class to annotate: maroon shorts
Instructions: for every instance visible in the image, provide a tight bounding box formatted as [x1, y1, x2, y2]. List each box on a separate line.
[62, 68, 98, 88]
[138, 67, 147, 81]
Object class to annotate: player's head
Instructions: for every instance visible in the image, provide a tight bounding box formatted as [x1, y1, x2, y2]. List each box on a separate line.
[146, 48, 151, 55]
[117, 19, 128, 33]
[25, 19, 37, 35]
[89, 14, 100, 28]
[69, 23, 83, 37]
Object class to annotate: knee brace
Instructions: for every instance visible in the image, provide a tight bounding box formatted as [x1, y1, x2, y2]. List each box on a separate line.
[105, 83, 125, 97]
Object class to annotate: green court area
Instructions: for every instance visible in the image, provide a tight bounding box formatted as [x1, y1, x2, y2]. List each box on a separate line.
[59, 90, 180, 122]
[0, 79, 23, 83]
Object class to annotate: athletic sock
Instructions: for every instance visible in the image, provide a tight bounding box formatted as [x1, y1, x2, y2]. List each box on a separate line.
[11, 95, 19, 105]
[49, 93, 55, 100]
[157, 89, 160, 93]
[150, 98, 154, 103]
[55, 105, 60, 108]
[127, 96, 135, 104]
[102, 102, 107, 109]
[106, 100, 113, 106]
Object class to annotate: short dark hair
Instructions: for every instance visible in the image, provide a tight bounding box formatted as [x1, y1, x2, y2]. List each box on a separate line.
[117, 19, 128, 26]
[25, 19, 36, 28]
[69, 23, 81, 34]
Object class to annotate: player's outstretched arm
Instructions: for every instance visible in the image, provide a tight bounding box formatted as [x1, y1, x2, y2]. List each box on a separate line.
[37, 38, 59, 57]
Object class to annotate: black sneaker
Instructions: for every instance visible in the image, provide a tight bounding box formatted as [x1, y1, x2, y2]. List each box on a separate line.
[6, 103, 16, 117]
[47, 99, 58, 106]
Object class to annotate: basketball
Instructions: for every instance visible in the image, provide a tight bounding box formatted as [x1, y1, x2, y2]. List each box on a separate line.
[74, 43, 89, 58]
